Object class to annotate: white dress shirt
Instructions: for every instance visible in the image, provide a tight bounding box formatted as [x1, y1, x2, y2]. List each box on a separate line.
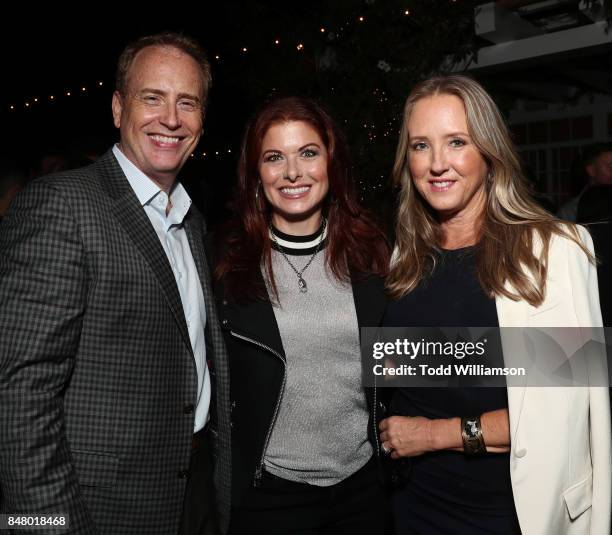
[113, 144, 210, 432]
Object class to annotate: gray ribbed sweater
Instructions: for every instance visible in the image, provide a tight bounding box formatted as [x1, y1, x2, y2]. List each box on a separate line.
[262, 249, 372, 486]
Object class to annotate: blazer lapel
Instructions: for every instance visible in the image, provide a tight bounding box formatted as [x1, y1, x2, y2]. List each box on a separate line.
[184, 210, 209, 301]
[495, 294, 529, 446]
[183, 211, 223, 350]
[95, 150, 191, 353]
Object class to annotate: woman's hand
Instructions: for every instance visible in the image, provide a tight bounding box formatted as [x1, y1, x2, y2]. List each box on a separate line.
[379, 410, 511, 459]
[378, 416, 435, 459]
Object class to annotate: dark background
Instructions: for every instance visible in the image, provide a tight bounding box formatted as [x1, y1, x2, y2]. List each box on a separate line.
[3, 1, 609, 224]
[2, 1, 479, 222]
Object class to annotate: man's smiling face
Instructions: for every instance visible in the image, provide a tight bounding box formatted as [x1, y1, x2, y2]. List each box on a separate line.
[112, 45, 204, 189]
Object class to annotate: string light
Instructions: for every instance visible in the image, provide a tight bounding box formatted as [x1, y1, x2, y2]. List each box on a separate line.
[191, 150, 237, 160]
[6, 7, 384, 113]
[190, 150, 236, 160]
[5, 79, 107, 113]
[5, 8, 423, 116]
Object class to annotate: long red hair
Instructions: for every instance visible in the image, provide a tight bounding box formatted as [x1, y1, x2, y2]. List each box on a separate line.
[215, 96, 389, 301]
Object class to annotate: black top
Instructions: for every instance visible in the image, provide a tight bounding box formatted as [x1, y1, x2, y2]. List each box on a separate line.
[383, 247, 516, 514]
[208, 224, 388, 506]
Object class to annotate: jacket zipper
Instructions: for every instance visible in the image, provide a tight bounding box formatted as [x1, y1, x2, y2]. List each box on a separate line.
[229, 330, 287, 487]
[372, 375, 380, 456]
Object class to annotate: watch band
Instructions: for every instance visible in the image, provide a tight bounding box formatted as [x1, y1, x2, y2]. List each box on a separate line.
[461, 415, 487, 455]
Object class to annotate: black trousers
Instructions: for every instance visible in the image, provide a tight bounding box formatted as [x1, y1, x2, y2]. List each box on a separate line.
[179, 430, 219, 535]
[228, 457, 389, 535]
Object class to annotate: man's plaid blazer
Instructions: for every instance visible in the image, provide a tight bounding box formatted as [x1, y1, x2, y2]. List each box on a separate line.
[0, 150, 231, 534]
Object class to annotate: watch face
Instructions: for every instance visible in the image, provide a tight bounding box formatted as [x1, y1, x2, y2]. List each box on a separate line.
[465, 419, 478, 437]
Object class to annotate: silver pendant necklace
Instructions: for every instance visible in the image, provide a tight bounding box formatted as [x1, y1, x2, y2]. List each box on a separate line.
[269, 219, 327, 293]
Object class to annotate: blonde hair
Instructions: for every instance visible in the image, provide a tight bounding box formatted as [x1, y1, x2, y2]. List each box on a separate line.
[387, 75, 590, 306]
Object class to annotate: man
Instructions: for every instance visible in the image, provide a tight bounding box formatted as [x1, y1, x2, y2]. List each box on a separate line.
[0, 33, 231, 535]
[557, 142, 612, 221]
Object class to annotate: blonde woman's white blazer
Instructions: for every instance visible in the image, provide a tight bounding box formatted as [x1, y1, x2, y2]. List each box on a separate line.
[496, 226, 611, 535]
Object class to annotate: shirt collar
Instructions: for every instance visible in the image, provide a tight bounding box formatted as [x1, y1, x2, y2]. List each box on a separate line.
[112, 144, 192, 225]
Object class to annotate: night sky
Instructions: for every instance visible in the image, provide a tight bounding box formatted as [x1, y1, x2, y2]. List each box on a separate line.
[3, 4, 346, 221]
[3, 7, 276, 159]
[7, 2, 597, 220]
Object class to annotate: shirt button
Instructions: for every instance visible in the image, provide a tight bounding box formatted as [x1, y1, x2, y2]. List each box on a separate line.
[183, 403, 195, 414]
[222, 319, 228, 326]
[177, 469, 189, 479]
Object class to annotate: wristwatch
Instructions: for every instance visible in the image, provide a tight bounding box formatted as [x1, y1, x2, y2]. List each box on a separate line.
[461, 416, 487, 455]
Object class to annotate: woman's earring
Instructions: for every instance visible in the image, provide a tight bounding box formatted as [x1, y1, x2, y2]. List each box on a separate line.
[255, 182, 266, 213]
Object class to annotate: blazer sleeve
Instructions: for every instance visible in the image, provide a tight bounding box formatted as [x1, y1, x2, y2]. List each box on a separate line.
[569, 226, 612, 535]
[0, 181, 96, 534]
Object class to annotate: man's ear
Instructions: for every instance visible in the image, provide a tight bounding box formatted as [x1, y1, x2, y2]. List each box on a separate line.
[111, 91, 123, 129]
[586, 163, 596, 180]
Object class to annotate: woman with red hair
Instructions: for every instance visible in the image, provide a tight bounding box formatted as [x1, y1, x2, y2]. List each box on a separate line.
[210, 96, 390, 534]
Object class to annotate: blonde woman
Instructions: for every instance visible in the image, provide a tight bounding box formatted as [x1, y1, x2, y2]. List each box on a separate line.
[380, 75, 611, 534]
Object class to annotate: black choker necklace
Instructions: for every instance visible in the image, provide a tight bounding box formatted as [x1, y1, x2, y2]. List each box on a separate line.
[269, 219, 327, 293]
